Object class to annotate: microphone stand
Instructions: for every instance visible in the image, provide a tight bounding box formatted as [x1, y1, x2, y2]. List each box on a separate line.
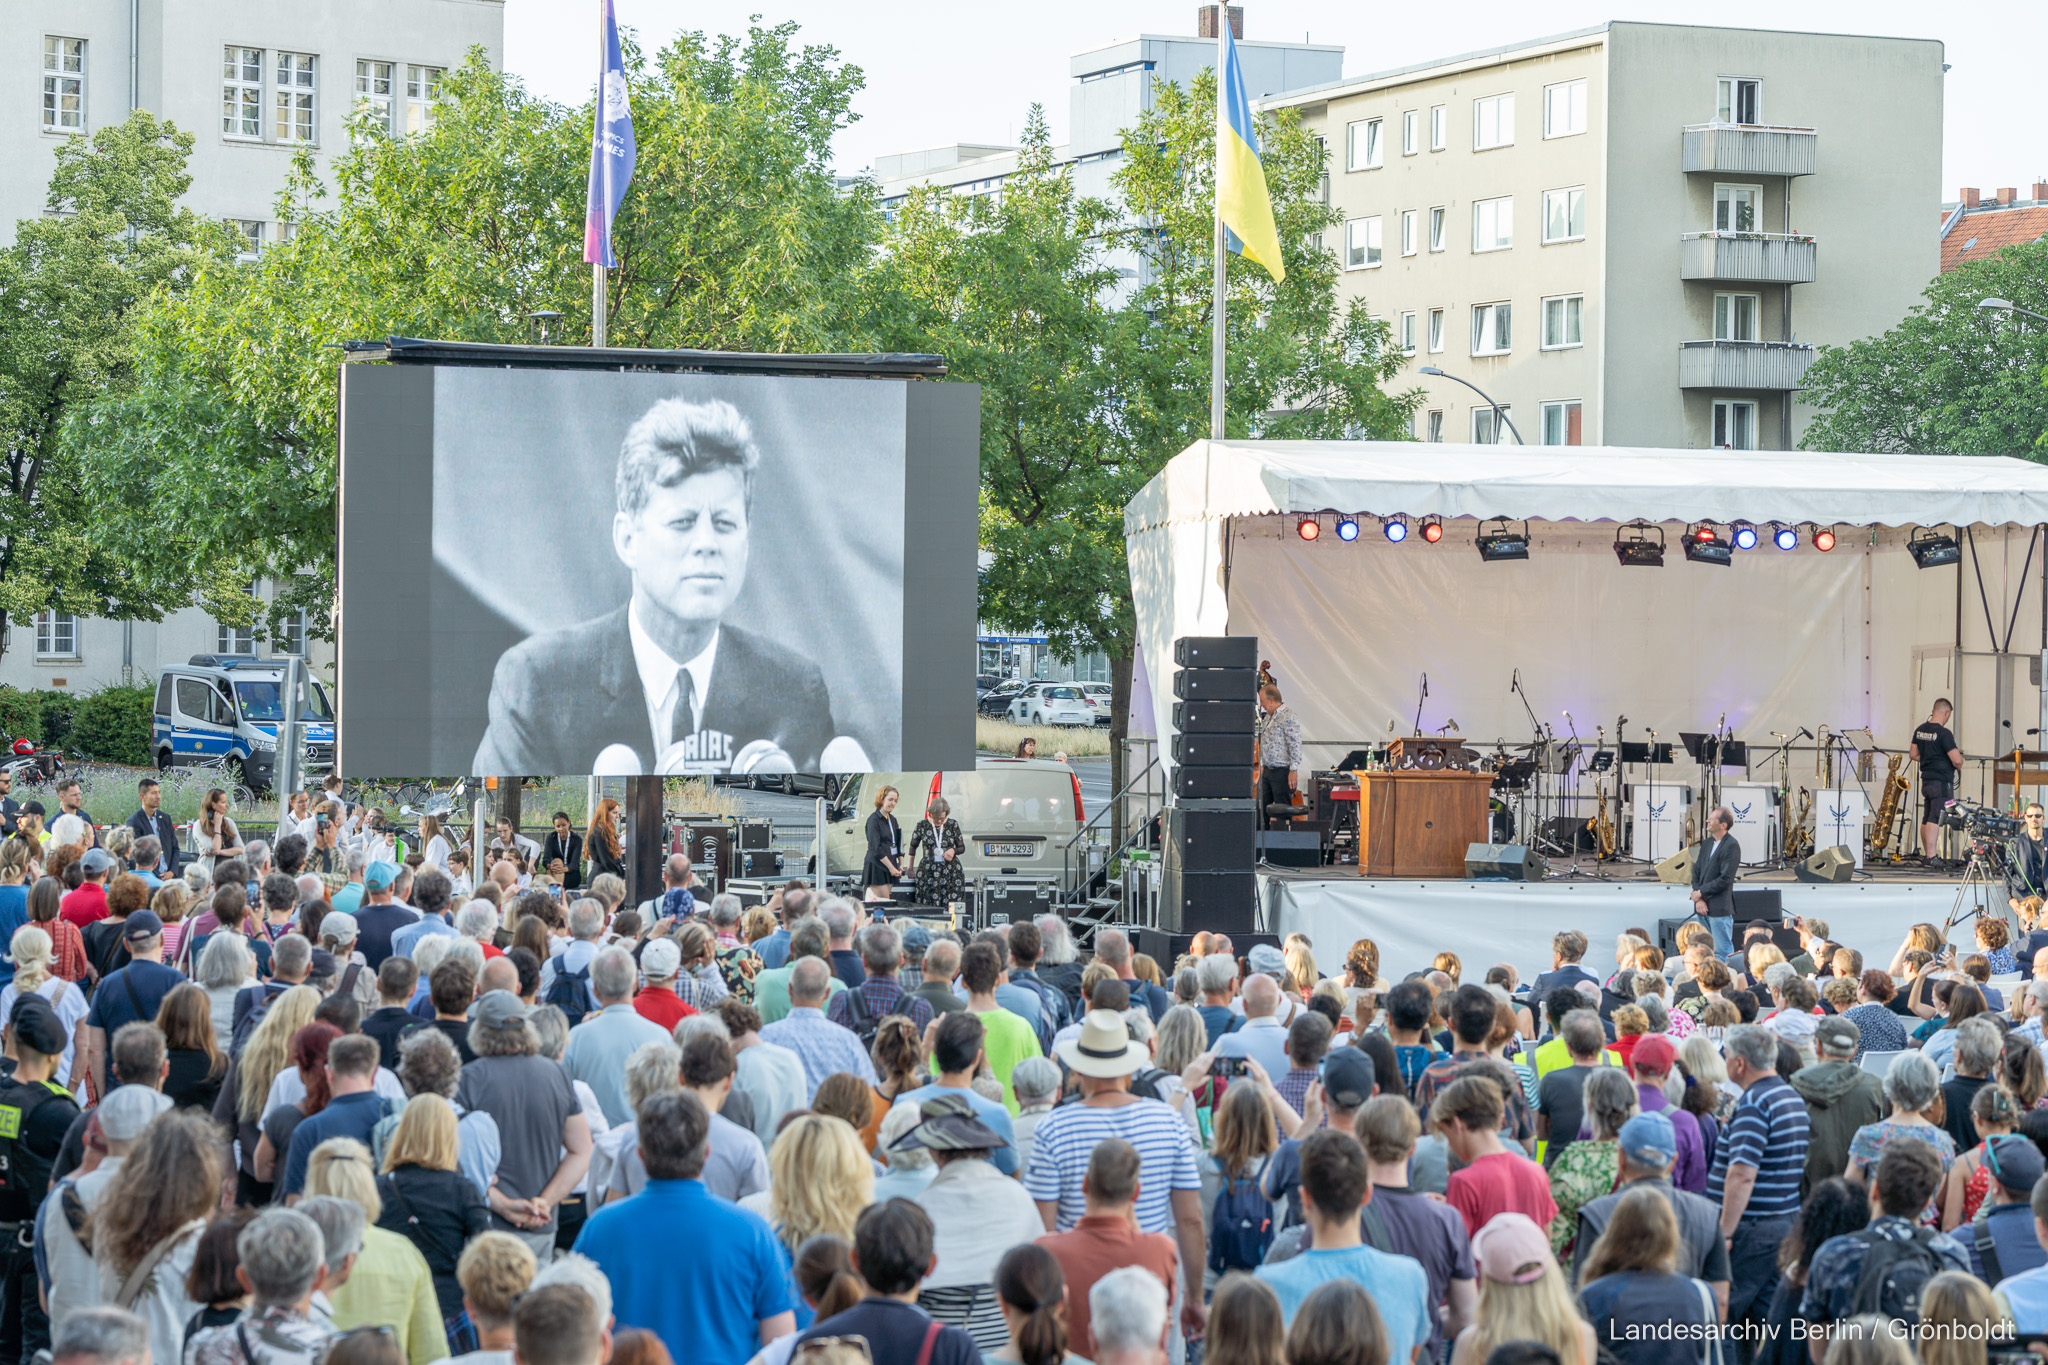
[1512, 672, 1553, 857]
[1413, 673, 1429, 738]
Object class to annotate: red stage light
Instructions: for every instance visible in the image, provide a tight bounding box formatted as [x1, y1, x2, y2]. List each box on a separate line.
[1421, 520, 1443, 543]
[1297, 518, 1320, 541]
[1814, 527, 1837, 552]
[1696, 526, 1715, 542]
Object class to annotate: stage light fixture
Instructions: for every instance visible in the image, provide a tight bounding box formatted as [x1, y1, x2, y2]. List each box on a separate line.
[1420, 516, 1444, 543]
[1382, 514, 1408, 543]
[1908, 526, 1960, 569]
[1771, 522, 1799, 551]
[1297, 516, 1320, 541]
[1691, 522, 1718, 544]
[1813, 525, 1839, 553]
[1684, 528, 1734, 567]
[1614, 521, 1665, 568]
[1335, 515, 1359, 542]
[1731, 521, 1758, 551]
[1474, 517, 1530, 562]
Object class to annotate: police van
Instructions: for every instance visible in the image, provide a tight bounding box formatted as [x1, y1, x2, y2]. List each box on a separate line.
[151, 656, 336, 789]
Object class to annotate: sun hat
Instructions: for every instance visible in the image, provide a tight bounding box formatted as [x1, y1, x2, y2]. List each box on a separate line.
[1053, 1009, 1149, 1078]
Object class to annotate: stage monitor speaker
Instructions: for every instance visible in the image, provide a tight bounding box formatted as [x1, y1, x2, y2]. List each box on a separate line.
[1174, 667, 1256, 700]
[1173, 699, 1257, 734]
[1795, 846, 1856, 884]
[1174, 636, 1258, 669]
[1655, 843, 1701, 885]
[1173, 732, 1253, 768]
[1464, 842, 1546, 881]
[1158, 867, 1257, 934]
[1173, 764, 1249, 800]
[1168, 808, 1256, 871]
[1732, 889, 1783, 924]
[1256, 829, 1323, 868]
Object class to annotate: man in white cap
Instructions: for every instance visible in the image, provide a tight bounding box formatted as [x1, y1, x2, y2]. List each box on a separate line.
[630, 938, 692, 1032]
[1027, 1009, 1206, 1341]
[40, 1086, 173, 1335]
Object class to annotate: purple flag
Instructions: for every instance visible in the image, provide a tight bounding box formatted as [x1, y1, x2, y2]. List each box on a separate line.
[582, 0, 636, 268]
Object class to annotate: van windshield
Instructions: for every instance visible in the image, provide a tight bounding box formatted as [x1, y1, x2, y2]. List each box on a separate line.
[234, 679, 335, 724]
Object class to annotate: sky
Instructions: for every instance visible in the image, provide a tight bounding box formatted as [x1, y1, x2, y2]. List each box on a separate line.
[506, 0, 2042, 197]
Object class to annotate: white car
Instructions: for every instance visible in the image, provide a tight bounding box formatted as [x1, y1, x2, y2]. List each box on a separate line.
[1080, 682, 1114, 725]
[1007, 683, 1093, 726]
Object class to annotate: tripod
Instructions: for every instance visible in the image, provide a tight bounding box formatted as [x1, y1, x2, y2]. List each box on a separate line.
[1944, 839, 2010, 937]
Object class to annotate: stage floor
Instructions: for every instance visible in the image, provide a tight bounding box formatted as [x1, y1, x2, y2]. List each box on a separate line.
[1260, 856, 2005, 983]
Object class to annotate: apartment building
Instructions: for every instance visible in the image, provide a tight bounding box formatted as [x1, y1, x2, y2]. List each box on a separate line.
[1264, 22, 1943, 450]
[5, 0, 504, 250]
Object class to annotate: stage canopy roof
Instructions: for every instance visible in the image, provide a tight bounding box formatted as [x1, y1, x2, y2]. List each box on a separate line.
[1124, 441, 2048, 534]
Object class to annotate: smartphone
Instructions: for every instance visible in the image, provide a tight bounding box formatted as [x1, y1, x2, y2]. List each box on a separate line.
[1212, 1056, 1248, 1080]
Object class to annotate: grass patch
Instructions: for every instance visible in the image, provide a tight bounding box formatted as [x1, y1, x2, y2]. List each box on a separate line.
[976, 715, 1113, 759]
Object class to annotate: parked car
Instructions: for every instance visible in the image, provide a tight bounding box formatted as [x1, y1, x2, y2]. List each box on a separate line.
[978, 679, 1026, 717]
[1079, 682, 1114, 726]
[975, 673, 1002, 698]
[825, 758, 1084, 887]
[1007, 684, 1092, 727]
[747, 771, 846, 800]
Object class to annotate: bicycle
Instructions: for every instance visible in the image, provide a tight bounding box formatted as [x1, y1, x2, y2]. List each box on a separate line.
[185, 752, 256, 809]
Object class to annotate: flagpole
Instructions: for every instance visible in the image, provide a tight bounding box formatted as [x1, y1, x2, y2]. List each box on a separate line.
[592, 0, 608, 349]
[1209, 6, 1227, 441]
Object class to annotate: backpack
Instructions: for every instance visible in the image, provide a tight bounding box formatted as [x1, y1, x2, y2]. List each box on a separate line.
[0, 1080, 75, 1211]
[1130, 1067, 1170, 1102]
[1209, 1159, 1275, 1274]
[841, 987, 881, 1049]
[1847, 1226, 1948, 1322]
[544, 958, 598, 1027]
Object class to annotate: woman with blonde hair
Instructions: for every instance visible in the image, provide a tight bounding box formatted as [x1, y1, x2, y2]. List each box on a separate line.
[741, 903, 777, 945]
[151, 881, 191, 965]
[1431, 950, 1462, 987]
[1918, 1270, 2011, 1365]
[303, 1136, 446, 1364]
[1577, 1186, 1716, 1365]
[0, 835, 32, 950]
[376, 1095, 491, 1331]
[1205, 1081, 1280, 1273]
[417, 812, 451, 871]
[1447, 1210, 1596, 1365]
[739, 1114, 874, 1328]
[862, 785, 903, 901]
[1287, 942, 1321, 1000]
[1677, 1032, 1735, 1135]
[211, 983, 320, 1204]
[91, 1109, 224, 1365]
[0, 924, 87, 1088]
[585, 797, 625, 882]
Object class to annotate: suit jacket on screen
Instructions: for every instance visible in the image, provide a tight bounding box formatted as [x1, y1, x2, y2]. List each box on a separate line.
[470, 605, 837, 776]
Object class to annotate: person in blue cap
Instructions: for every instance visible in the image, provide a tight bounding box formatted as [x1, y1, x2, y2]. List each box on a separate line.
[351, 862, 419, 968]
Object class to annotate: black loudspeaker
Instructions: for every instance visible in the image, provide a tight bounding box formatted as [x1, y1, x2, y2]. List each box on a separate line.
[1732, 889, 1783, 923]
[1174, 636, 1258, 669]
[1173, 732, 1253, 767]
[1542, 815, 1595, 852]
[1796, 846, 1856, 884]
[1168, 808, 1256, 870]
[1158, 867, 1257, 934]
[1257, 830, 1323, 868]
[1174, 667, 1256, 700]
[1463, 842, 1545, 881]
[1655, 844, 1701, 885]
[1655, 918, 1694, 954]
[1173, 765, 1249, 800]
[1173, 699, 1257, 734]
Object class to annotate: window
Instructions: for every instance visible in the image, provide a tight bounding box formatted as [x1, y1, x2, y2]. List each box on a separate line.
[34, 611, 76, 660]
[1472, 405, 1513, 444]
[1714, 183, 1762, 234]
[1541, 400, 1583, 446]
[1472, 196, 1513, 252]
[355, 60, 395, 134]
[1541, 294, 1583, 349]
[1398, 311, 1417, 355]
[1429, 104, 1446, 151]
[217, 620, 256, 655]
[1713, 399, 1759, 450]
[1427, 308, 1445, 353]
[275, 52, 316, 142]
[280, 611, 308, 656]
[405, 64, 443, 135]
[1344, 216, 1382, 269]
[1425, 410, 1444, 442]
[1347, 118, 1383, 171]
[1714, 292, 1761, 342]
[43, 38, 85, 132]
[1427, 206, 1445, 253]
[1542, 187, 1586, 243]
[232, 220, 264, 260]
[1402, 109, 1419, 156]
[1471, 301, 1511, 356]
[222, 46, 263, 139]
[1544, 79, 1588, 138]
[1401, 209, 1417, 256]
[1716, 77, 1760, 126]
[1473, 94, 1514, 150]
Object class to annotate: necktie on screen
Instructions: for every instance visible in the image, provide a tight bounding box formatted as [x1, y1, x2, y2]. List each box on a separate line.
[671, 667, 696, 747]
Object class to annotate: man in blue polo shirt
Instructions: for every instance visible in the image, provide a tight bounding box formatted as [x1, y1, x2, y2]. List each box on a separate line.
[278, 1034, 397, 1200]
[1710, 1023, 1811, 1339]
[79, 910, 184, 1097]
[574, 1090, 793, 1365]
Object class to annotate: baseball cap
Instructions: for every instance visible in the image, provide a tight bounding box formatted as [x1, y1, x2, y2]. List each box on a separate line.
[318, 911, 359, 946]
[1630, 1035, 1676, 1076]
[364, 861, 398, 891]
[19, 801, 42, 817]
[1321, 1046, 1376, 1110]
[641, 938, 682, 979]
[1988, 1135, 2046, 1196]
[307, 949, 339, 980]
[9, 995, 67, 1056]
[1618, 1110, 1678, 1170]
[98, 1085, 173, 1142]
[1472, 1212, 1556, 1284]
[474, 989, 529, 1032]
[122, 909, 164, 943]
[81, 848, 114, 874]
[1247, 943, 1286, 977]
[1814, 1016, 1860, 1057]
[899, 923, 933, 959]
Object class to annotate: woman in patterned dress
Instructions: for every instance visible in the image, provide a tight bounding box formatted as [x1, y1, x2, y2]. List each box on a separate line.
[1547, 1066, 1636, 1258]
[910, 797, 966, 908]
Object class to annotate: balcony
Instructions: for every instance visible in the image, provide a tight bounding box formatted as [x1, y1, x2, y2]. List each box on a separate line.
[1681, 123, 1817, 177]
[1680, 232, 1818, 284]
[1678, 340, 1816, 391]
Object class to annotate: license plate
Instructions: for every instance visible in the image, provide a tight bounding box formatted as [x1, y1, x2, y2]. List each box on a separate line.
[984, 841, 1036, 857]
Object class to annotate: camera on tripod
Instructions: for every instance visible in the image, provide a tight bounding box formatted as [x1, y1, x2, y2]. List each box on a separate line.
[1939, 800, 2025, 841]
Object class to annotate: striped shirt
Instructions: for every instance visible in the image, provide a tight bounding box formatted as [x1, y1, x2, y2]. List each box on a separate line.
[1023, 1097, 1202, 1234]
[1707, 1073, 1809, 1218]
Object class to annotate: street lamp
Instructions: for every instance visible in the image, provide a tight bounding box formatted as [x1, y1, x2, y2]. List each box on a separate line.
[1419, 366, 1525, 445]
[1979, 297, 2048, 326]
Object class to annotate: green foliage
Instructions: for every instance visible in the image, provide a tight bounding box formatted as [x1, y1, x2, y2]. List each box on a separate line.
[0, 689, 39, 746]
[69, 684, 153, 765]
[1799, 240, 2048, 456]
[28, 691, 76, 750]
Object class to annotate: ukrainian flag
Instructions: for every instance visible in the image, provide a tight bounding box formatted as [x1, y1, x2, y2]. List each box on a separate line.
[1217, 22, 1286, 282]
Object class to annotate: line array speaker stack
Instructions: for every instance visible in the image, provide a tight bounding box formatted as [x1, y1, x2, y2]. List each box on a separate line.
[1163, 636, 1258, 934]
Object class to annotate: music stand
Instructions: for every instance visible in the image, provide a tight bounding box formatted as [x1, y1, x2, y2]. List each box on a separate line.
[1620, 742, 1673, 766]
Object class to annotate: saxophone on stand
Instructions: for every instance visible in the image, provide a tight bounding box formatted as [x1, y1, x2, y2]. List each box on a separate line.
[1869, 753, 1910, 861]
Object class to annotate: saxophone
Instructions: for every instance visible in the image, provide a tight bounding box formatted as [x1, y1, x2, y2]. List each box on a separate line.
[1869, 752, 1909, 859]
[1586, 726, 1617, 859]
[1785, 788, 1813, 860]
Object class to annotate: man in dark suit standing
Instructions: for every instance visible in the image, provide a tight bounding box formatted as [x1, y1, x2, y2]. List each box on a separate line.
[472, 397, 850, 778]
[124, 776, 182, 878]
[1690, 805, 1741, 957]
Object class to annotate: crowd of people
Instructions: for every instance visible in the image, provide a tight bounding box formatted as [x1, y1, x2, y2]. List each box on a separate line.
[4, 785, 2045, 1365]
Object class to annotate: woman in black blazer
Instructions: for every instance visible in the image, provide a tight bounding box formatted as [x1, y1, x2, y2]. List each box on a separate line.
[863, 784, 904, 901]
[585, 797, 626, 882]
[542, 810, 584, 891]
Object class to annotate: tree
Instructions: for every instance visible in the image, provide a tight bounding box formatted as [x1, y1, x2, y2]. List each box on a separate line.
[1798, 241, 2048, 457]
[76, 24, 882, 646]
[0, 113, 245, 661]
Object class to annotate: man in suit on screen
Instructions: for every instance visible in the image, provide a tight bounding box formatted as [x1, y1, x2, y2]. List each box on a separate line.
[1689, 804, 1741, 957]
[472, 396, 845, 777]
